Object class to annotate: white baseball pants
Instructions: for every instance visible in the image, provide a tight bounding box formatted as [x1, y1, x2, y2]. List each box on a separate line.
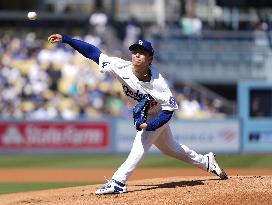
[112, 122, 208, 184]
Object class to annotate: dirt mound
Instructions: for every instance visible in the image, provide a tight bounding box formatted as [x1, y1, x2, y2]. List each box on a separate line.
[0, 176, 271, 205]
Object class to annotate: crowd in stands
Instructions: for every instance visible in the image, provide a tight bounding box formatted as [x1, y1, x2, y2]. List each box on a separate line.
[0, 26, 228, 121]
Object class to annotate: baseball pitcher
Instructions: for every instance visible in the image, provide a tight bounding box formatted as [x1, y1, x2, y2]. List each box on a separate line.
[48, 34, 228, 195]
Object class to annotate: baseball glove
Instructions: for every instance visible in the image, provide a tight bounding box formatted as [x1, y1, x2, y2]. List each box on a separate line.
[133, 98, 150, 131]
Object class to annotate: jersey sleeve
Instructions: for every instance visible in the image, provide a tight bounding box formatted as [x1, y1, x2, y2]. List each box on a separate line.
[98, 53, 131, 76]
[157, 79, 179, 111]
[161, 91, 178, 111]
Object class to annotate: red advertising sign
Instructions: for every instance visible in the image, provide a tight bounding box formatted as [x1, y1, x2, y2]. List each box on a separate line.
[0, 121, 110, 150]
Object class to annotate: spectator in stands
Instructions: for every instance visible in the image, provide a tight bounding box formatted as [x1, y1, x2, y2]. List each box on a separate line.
[177, 92, 201, 119]
[180, 15, 202, 38]
[46, 63, 61, 91]
[0, 31, 229, 120]
[84, 30, 103, 48]
[123, 16, 143, 49]
[89, 8, 108, 36]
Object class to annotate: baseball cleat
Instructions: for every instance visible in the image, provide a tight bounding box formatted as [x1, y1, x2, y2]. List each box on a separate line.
[206, 152, 228, 180]
[95, 179, 127, 195]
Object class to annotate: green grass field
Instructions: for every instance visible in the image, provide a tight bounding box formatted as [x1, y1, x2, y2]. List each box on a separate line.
[0, 182, 92, 195]
[0, 154, 271, 195]
[0, 154, 271, 168]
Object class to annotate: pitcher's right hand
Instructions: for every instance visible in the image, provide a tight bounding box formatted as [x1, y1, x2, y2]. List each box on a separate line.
[48, 34, 62, 43]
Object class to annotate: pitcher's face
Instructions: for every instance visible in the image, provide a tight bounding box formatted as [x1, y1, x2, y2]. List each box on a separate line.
[131, 48, 153, 69]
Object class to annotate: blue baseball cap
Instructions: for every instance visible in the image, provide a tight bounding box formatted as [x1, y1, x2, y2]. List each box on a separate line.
[129, 39, 154, 55]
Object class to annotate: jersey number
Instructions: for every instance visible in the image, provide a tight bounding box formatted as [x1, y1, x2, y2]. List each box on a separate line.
[102, 62, 110, 68]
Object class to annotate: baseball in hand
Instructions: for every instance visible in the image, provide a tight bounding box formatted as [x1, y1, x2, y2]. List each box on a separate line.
[27, 11, 37, 20]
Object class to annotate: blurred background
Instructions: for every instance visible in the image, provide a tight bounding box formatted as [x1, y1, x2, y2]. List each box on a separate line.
[0, 0, 272, 154]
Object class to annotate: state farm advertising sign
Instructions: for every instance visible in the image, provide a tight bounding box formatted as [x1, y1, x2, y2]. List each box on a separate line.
[0, 121, 110, 151]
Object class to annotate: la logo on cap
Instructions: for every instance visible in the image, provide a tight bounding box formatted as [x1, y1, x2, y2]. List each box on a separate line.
[138, 40, 143, 45]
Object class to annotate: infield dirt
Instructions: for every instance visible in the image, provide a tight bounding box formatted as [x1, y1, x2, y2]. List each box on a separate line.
[0, 168, 271, 205]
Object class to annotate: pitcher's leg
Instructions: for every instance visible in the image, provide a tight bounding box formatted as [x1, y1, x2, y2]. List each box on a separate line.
[112, 123, 169, 184]
[154, 126, 207, 170]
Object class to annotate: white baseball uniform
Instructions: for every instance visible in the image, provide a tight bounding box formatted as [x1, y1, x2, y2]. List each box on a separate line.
[99, 53, 208, 184]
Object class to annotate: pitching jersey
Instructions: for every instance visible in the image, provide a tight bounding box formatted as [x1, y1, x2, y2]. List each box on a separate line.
[98, 53, 178, 115]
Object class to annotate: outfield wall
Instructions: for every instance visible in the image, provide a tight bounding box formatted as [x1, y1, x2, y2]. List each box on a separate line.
[0, 119, 241, 154]
[115, 119, 240, 154]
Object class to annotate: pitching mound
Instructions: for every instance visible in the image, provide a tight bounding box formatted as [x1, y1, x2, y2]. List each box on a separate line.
[0, 176, 271, 205]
